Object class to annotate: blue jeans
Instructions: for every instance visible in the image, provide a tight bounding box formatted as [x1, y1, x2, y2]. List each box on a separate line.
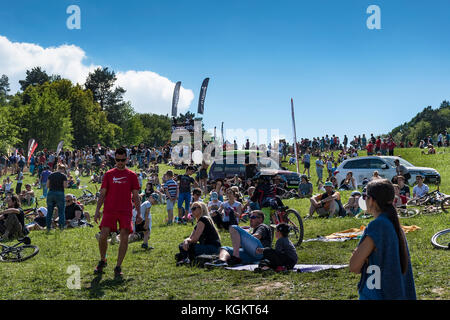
[223, 225, 264, 264]
[46, 191, 65, 230]
[177, 192, 191, 213]
[42, 184, 48, 197]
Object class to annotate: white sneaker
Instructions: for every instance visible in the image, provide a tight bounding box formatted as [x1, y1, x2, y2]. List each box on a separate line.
[110, 232, 117, 245]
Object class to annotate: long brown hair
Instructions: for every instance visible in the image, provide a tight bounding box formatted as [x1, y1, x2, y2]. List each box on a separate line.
[366, 179, 409, 274]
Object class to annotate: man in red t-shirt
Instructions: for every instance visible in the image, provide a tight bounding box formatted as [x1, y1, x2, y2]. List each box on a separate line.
[94, 147, 141, 278]
[366, 141, 374, 156]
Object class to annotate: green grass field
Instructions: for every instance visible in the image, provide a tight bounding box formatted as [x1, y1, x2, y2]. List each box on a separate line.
[0, 148, 449, 300]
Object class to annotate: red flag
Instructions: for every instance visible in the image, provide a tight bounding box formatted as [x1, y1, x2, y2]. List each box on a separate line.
[28, 142, 38, 164]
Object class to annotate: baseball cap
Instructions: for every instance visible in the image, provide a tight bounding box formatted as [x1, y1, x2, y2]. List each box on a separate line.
[38, 207, 48, 217]
[324, 181, 333, 188]
[150, 193, 160, 202]
[210, 192, 218, 200]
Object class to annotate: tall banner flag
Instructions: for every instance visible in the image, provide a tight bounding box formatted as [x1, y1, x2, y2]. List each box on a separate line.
[27, 139, 35, 157]
[172, 81, 182, 117]
[291, 98, 299, 173]
[197, 77, 209, 115]
[221, 122, 224, 144]
[56, 140, 64, 157]
[27, 139, 38, 164]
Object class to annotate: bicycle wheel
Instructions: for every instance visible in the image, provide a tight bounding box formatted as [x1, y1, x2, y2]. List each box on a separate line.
[398, 208, 420, 218]
[282, 209, 304, 247]
[441, 197, 450, 213]
[0, 245, 40, 262]
[431, 229, 450, 250]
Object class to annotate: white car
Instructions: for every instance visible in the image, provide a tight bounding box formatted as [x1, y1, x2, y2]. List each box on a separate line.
[334, 156, 441, 187]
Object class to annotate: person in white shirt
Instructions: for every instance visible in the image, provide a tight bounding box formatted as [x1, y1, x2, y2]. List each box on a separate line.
[412, 175, 429, 199]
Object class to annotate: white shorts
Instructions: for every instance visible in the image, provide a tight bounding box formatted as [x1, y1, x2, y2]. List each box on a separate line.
[166, 199, 175, 211]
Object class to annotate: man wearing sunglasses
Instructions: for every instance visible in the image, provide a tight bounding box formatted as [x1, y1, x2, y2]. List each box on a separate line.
[206, 210, 272, 267]
[94, 147, 141, 278]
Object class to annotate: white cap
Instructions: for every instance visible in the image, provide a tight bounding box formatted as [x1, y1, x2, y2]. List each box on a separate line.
[38, 207, 48, 217]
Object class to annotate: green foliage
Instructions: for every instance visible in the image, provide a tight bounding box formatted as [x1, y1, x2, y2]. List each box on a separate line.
[12, 83, 74, 150]
[18, 67, 50, 91]
[0, 106, 21, 153]
[389, 101, 450, 145]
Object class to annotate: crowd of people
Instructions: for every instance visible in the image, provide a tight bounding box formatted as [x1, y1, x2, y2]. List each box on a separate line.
[1, 132, 444, 299]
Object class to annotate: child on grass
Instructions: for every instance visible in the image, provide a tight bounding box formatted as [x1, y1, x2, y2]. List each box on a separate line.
[255, 223, 298, 272]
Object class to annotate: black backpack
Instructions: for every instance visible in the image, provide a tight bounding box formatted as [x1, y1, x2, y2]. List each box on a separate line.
[193, 254, 219, 268]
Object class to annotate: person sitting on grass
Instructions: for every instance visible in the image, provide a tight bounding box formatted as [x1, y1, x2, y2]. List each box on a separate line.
[0, 194, 26, 240]
[344, 191, 362, 217]
[26, 207, 48, 232]
[129, 193, 158, 249]
[19, 184, 35, 206]
[298, 175, 313, 198]
[207, 191, 222, 216]
[307, 181, 341, 218]
[339, 171, 357, 191]
[210, 188, 242, 231]
[205, 210, 272, 267]
[255, 223, 298, 272]
[176, 202, 221, 266]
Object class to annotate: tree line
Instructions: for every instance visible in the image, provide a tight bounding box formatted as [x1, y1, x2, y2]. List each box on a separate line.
[388, 101, 450, 146]
[0, 67, 192, 154]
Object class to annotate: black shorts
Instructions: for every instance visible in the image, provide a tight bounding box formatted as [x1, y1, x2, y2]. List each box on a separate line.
[135, 221, 148, 233]
[304, 162, 310, 169]
[35, 216, 46, 227]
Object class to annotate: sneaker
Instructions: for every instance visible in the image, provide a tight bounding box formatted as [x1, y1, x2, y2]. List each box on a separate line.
[114, 266, 123, 278]
[227, 256, 242, 266]
[110, 232, 117, 245]
[141, 243, 153, 250]
[176, 258, 190, 267]
[204, 259, 228, 269]
[94, 260, 107, 274]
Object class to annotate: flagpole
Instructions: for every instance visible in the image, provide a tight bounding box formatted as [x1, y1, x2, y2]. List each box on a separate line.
[291, 98, 299, 174]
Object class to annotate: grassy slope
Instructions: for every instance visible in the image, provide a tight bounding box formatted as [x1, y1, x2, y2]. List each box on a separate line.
[0, 148, 448, 300]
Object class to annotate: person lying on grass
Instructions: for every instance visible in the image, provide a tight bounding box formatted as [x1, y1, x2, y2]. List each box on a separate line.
[205, 210, 272, 267]
[255, 223, 298, 272]
[176, 201, 221, 266]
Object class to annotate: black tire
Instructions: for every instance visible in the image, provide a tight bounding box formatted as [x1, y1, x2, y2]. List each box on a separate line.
[282, 209, 304, 247]
[441, 197, 450, 213]
[398, 208, 420, 218]
[431, 229, 450, 250]
[0, 245, 40, 262]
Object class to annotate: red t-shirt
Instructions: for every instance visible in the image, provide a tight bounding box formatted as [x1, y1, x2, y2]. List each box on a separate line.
[366, 143, 374, 153]
[101, 168, 140, 214]
[375, 139, 381, 148]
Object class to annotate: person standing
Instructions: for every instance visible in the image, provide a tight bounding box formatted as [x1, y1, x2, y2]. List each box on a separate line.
[315, 155, 324, 186]
[94, 147, 141, 278]
[302, 149, 311, 178]
[46, 164, 68, 231]
[350, 179, 416, 300]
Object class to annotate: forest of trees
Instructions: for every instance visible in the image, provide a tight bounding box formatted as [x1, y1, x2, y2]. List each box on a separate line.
[388, 101, 450, 146]
[0, 67, 198, 154]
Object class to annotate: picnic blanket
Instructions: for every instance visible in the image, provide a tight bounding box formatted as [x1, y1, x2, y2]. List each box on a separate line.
[225, 264, 348, 273]
[304, 225, 421, 243]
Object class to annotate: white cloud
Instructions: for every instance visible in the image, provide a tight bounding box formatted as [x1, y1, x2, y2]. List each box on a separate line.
[0, 35, 193, 114]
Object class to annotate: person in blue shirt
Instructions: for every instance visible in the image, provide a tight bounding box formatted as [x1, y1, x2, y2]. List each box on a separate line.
[349, 179, 416, 300]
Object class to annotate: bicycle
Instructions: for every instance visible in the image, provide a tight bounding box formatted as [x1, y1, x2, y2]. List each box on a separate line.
[0, 236, 40, 262]
[268, 205, 304, 247]
[78, 185, 99, 205]
[406, 189, 450, 215]
[431, 228, 450, 250]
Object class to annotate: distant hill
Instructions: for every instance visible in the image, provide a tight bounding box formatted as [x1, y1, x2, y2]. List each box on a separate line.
[388, 100, 450, 146]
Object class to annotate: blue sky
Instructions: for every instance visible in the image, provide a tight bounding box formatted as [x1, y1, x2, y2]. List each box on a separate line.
[1, 0, 449, 144]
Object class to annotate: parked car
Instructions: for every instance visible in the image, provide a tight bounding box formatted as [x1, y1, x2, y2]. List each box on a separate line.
[334, 156, 441, 187]
[208, 151, 301, 189]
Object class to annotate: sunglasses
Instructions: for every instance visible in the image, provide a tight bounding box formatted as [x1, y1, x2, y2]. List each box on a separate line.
[249, 215, 260, 219]
[115, 158, 127, 162]
[192, 206, 200, 211]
